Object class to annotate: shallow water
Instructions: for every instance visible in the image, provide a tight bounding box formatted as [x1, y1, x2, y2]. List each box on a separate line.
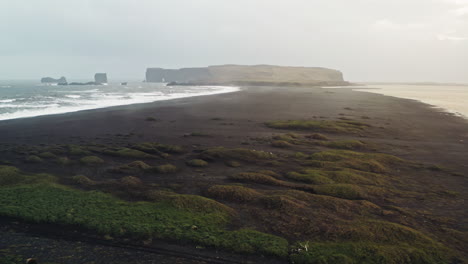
[330, 84, 468, 119]
[0, 81, 239, 121]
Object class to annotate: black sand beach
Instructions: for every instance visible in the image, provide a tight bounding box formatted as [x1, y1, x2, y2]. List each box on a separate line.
[0, 87, 467, 263]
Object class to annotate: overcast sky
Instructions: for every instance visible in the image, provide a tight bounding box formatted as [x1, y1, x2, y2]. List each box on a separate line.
[1, 0, 467, 82]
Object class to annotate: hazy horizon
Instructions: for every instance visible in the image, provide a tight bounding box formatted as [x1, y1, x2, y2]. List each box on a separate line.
[1, 0, 467, 83]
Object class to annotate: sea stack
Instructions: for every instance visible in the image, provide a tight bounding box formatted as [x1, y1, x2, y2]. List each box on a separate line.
[41, 76, 67, 85]
[94, 73, 108, 84]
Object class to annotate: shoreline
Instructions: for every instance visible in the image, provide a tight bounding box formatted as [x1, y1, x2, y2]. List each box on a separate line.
[324, 84, 468, 119]
[0, 85, 241, 122]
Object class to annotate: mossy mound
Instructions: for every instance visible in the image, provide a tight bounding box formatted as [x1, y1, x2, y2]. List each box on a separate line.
[120, 176, 143, 186]
[207, 185, 262, 203]
[0, 166, 55, 186]
[153, 164, 178, 174]
[111, 161, 151, 174]
[290, 241, 450, 264]
[186, 159, 209, 167]
[271, 140, 293, 148]
[286, 171, 335, 184]
[25, 155, 43, 163]
[266, 120, 370, 133]
[309, 150, 403, 173]
[132, 142, 184, 155]
[0, 183, 287, 258]
[307, 133, 330, 140]
[38, 151, 57, 159]
[80, 156, 104, 165]
[103, 148, 156, 159]
[200, 147, 276, 162]
[313, 184, 365, 200]
[318, 140, 366, 150]
[230, 172, 284, 186]
[71, 175, 97, 186]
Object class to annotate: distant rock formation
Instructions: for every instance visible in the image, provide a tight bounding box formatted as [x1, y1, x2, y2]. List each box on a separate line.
[94, 73, 108, 84]
[146, 65, 347, 86]
[41, 76, 67, 84]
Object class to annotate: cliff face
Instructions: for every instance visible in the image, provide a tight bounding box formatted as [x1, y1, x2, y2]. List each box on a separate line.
[94, 73, 108, 84]
[41, 76, 67, 84]
[146, 65, 346, 85]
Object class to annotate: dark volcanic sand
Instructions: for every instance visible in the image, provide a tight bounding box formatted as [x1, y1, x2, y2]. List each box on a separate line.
[0, 86, 467, 262]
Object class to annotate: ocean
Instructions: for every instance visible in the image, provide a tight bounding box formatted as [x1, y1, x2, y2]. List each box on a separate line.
[0, 81, 239, 121]
[330, 84, 468, 119]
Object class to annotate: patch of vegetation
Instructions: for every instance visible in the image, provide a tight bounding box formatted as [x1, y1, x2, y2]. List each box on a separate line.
[271, 140, 293, 148]
[67, 145, 92, 156]
[207, 185, 262, 203]
[290, 241, 449, 264]
[132, 142, 184, 155]
[318, 140, 366, 150]
[104, 147, 156, 159]
[189, 132, 213, 137]
[308, 150, 403, 173]
[265, 120, 370, 133]
[0, 183, 288, 258]
[153, 164, 178, 174]
[38, 151, 57, 159]
[110, 161, 151, 174]
[200, 147, 276, 162]
[71, 175, 97, 186]
[230, 172, 285, 186]
[186, 159, 209, 167]
[54, 157, 71, 165]
[225, 160, 241, 167]
[120, 176, 143, 186]
[25, 155, 43, 163]
[286, 171, 335, 184]
[80, 156, 104, 165]
[0, 166, 55, 186]
[307, 133, 329, 140]
[313, 184, 365, 200]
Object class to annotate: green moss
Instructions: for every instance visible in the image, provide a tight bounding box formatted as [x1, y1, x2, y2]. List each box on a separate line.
[80, 156, 104, 165]
[290, 241, 449, 264]
[186, 159, 209, 167]
[0, 166, 55, 186]
[111, 161, 151, 174]
[319, 140, 366, 150]
[71, 175, 97, 186]
[207, 185, 262, 203]
[104, 147, 156, 159]
[120, 176, 143, 186]
[200, 147, 276, 162]
[67, 145, 92, 156]
[154, 164, 178, 174]
[230, 172, 284, 186]
[54, 157, 71, 165]
[25, 155, 43, 163]
[265, 120, 370, 133]
[271, 140, 293, 148]
[0, 182, 288, 258]
[225, 160, 241, 167]
[313, 184, 365, 200]
[132, 143, 184, 155]
[286, 171, 335, 184]
[38, 151, 57, 159]
[307, 133, 330, 140]
[309, 150, 403, 173]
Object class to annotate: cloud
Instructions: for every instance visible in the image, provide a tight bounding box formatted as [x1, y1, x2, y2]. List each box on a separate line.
[373, 19, 426, 31]
[437, 34, 468, 40]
